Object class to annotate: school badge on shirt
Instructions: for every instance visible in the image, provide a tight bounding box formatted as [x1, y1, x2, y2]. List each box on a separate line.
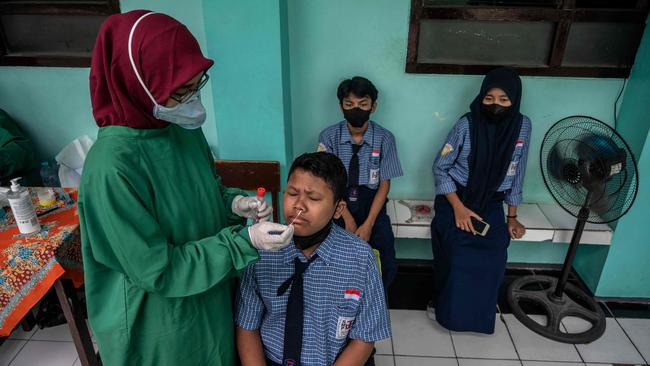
[336, 316, 355, 339]
[317, 143, 327, 152]
[441, 143, 454, 157]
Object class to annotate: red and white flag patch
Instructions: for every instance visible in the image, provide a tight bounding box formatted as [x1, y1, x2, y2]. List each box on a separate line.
[371, 149, 381, 157]
[516, 139, 524, 147]
[344, 289, 361, 301]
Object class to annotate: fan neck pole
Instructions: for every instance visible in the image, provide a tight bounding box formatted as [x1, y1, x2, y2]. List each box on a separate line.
[552, 192, 593, 300]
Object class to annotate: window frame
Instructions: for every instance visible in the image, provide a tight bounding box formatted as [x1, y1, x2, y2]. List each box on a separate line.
[0, 0, 120, 67]
[406, 0, 649, 77]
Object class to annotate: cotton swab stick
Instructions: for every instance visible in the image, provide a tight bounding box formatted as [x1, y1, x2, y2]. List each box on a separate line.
[268, 209, 303, 235]
[289, 209, 303, 226]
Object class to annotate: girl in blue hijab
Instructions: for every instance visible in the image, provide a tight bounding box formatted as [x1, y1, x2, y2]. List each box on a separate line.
[430, 67, 532, 333]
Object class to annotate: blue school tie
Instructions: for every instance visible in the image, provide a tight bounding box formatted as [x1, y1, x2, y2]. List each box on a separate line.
[277, 254, 319, 366]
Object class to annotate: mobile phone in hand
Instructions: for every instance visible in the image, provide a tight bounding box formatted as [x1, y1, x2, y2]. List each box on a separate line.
[470, 216, 490, 236]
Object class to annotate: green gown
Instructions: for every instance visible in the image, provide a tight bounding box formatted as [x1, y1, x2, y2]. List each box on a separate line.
[0, 109, 40, 186]
[78, 124, 259, 366]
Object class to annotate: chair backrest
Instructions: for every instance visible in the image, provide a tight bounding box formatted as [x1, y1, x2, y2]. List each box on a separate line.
[214, 160, 281, 223]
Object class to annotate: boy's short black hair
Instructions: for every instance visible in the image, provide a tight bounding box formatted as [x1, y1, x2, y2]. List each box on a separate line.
[337, 76, 378, 104]
[288, 152, 347, 203]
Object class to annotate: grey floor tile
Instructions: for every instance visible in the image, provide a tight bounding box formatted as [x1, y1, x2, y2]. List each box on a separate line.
[617, 318, 650, 364]
[452, 318, 518, 360]
[457, 359, 521, 366]
[395, 356, 458, 366]
[374, 355, 395, 366]
[30, 324, 72, 342]
[0, 339, 27, 366]
[503, 314, 581, 362]
[376, 337, 393, 355]
[9, 340, 77, 366]
[7, 327, 36, 341]
[563, 317, 644, 365]
[390, 310, 455, 357]
[522, 362, 585, 366]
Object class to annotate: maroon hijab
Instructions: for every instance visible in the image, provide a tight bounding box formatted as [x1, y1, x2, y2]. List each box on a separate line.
[90, 10, 213, 129]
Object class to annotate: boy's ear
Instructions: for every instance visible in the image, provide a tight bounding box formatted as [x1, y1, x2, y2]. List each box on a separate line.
[333, 200, 346, 219]
[371, 101, 377, 113]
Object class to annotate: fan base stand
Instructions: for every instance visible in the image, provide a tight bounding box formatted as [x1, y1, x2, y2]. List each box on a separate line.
[507, 275, 606, 344]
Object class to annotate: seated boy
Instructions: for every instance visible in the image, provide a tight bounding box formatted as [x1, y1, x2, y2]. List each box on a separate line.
[236, 152, 391, 366]
[317, 76, 403, 289]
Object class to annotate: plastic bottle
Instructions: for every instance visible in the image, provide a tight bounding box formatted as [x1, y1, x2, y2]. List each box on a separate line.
[1, 178, 41, 234]
[0, 190, 7, 221]
[37, 161, 59, 207]
[252, 187, 266, 223]
[40, 161, 61, 187]
[36, 187, 56, 207]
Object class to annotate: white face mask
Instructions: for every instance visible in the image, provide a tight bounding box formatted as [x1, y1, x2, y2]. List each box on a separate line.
[152, 92, 206, 129]
[128, 12, 206, 129]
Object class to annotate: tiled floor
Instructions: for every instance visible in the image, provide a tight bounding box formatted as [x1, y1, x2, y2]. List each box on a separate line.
[1, 310, 649, 366]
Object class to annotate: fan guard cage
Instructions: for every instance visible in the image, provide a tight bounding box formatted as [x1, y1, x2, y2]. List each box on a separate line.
[540, 116, 638, 224]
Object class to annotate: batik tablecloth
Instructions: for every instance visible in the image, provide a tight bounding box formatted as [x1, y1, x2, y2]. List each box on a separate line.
[0, 188, 82, 337]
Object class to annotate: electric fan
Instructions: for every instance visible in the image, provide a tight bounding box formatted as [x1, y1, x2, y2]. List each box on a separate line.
[506, 116, 639, 344]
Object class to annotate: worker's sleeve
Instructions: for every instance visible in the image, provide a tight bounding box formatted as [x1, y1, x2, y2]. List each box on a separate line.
[216, 175, 249, 226]
[0, 133, 33, 182]
[202, 136, 248, 226]
[79, 169, 260, 298]
[0, 110, 35, 182]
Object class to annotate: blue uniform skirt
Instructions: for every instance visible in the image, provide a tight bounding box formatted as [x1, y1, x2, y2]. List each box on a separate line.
[430, 190, 510, 334]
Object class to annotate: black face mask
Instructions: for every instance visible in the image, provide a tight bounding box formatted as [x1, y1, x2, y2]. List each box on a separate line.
[293, 220, 333, 250]
[343, 107, 371, 128]
[480, 103, 510, 124]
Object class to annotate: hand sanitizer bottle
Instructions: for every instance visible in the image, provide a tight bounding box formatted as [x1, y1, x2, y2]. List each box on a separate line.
[2, 178, 41, 234]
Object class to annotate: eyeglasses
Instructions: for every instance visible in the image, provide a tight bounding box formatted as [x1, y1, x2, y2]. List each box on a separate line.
[170, 73, 210, 104]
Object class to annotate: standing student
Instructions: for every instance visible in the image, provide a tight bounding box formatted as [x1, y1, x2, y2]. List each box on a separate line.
[318, 76, 403, 288]
[429, 67, 531, 334]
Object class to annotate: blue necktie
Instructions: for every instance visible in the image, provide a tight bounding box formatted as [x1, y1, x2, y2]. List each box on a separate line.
[277, 254, 318, 366]
[348, 144, 362, 187]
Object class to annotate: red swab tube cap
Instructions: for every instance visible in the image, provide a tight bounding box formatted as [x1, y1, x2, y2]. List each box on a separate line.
[257, 187, 266, 198]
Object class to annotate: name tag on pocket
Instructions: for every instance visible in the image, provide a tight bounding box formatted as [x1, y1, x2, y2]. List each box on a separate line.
[369, 168, 380, 185]
[507, 161, 518, 176]
[336, 316, 355, 339]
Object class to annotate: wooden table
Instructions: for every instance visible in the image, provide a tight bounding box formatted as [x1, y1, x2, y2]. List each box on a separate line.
[0, 188, 99, 366]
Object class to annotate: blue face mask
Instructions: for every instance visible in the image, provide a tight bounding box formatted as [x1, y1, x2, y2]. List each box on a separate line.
[153, 92, 206, 129]
[128, 12, 207, 130]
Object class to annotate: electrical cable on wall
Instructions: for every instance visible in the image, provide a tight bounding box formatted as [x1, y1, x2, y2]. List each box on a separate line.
[614, 78, 627, 130]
